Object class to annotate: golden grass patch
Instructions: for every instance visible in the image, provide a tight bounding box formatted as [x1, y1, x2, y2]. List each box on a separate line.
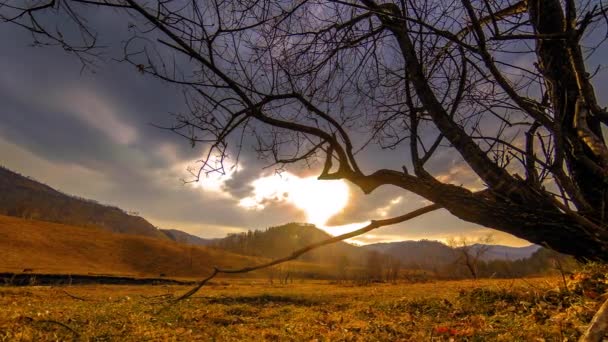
[1, 277, 601, 341]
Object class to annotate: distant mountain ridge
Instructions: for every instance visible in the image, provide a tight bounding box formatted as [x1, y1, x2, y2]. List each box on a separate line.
[211, 223, 539, 267]
[161, 228, 216, 246]
[363, 240, 540, 267]
[363, 240, 455, 268]
[468, 244, 541, 261]
[0, 166, 167, 239]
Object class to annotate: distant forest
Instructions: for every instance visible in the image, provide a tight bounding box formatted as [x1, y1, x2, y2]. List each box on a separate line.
[213, 223, 579, 282]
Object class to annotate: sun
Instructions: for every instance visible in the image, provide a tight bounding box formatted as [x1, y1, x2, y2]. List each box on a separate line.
[288, 177, 349, 226]
[239, 172, 350, 226]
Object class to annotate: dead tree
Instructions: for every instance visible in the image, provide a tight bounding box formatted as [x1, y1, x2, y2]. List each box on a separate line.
[3, 0, 608, 261]
[385, 256, 401, 283]
[449, 235, 494, 279]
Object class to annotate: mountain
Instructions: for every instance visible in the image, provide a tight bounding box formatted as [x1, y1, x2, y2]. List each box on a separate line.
[363, 240, 540, 267]
[364, 240, 456, 268]
[161, 228, 216, 246]
[470, 244, 541, 261]
[214, 222, 370, 265]
[214, 223, 541, 269]
[0, 214, 262, 278]
[0, 166, 167, 239]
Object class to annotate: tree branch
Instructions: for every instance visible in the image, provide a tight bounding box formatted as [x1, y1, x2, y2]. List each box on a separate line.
[171, 202, 441, 303]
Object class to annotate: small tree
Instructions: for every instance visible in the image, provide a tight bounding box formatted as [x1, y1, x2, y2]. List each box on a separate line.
[365, 251, 384, 282]
[335, 255, 350, 283]
[385, 256, 401, 284]
[449, 234, 494, 279]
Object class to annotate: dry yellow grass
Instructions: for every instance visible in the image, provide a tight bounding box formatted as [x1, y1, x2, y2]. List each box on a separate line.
[1, 215, 605, 340]
[0, 215, 266, 278]
[0, 215, 353, 281]
[2, 277, 601, 341]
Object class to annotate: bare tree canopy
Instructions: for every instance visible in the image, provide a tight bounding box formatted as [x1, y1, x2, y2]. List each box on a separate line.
[3, 0, 608, 260]
[449, 234, 494, 279]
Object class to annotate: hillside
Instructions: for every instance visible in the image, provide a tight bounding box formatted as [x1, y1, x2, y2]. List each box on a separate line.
[364, 240, 456, 268]
[0, 214, 263, 278]
[161, 228, 216, 246]
[0, 166, 166, 239]
[214, 223, 370, 265]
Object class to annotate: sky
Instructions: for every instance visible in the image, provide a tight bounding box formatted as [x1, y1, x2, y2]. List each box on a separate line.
[0, 7, 557, 247]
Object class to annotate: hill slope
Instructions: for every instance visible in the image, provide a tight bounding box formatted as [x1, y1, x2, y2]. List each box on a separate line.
[0, 215, 262, 278]
[161, 228, 216, 246]
[0, 166, 166, 239]
[214, 223, 370, 265]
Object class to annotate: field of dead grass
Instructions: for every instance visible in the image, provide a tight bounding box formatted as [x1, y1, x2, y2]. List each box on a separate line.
[1, 275, 605, 341]
[0, 215, 351, 281]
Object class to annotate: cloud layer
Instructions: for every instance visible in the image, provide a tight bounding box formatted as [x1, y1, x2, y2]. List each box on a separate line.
[0, 15, 535, 246]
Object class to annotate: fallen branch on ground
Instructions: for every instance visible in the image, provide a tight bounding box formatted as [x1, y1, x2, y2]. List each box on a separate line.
[34, 319, 80, 339]
[579, 295, 608, 342]
[170, 203, 441, 305]
[59, 289, 90, 302]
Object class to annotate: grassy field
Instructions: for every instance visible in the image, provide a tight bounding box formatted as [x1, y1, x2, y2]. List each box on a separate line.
[1, 276, 604, 341]
[0, 214, 263, 278]
[0, 215, 354, 280]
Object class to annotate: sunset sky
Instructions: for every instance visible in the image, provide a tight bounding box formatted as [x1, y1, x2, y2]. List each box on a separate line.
[0, 11, 540, 247]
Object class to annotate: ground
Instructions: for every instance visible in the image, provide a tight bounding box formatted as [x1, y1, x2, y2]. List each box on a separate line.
[0, 277, 603, 341]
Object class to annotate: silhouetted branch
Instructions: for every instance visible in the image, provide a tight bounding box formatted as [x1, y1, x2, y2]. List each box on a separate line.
[171, 203, 441, 303]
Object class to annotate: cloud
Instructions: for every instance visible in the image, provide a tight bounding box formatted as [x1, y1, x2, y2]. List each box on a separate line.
[348, 228, 532, 247]
[0, 135, 113, 198]
[220, 154, 270, 198]
[0, 14, 544, 247]
[434, 163, 484, 190]
[53, 86, 138, 145]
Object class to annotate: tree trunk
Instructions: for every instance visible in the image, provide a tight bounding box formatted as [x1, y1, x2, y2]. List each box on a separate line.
[437, 188, 608, 261]
[529, 0, 608, 214]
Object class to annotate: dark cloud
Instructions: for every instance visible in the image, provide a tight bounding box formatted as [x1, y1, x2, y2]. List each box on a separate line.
[220, 153, 270, 198]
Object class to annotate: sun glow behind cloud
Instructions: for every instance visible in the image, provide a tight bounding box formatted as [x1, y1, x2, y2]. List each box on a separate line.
[239, 172, 350, 227]
[180, 164, 532, 246]
[173, 160, 238, 199]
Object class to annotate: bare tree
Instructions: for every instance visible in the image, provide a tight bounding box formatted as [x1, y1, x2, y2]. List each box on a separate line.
[385, 255, 401, 283]
[335, 254, 350, 283]
[448, 234, 494, 279]
[3, 0, 608, 261]
[365, 250, 384, 282]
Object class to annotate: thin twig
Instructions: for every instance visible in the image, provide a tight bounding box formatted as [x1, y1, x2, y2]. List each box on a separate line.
[35, 319, 80, 339]
[59, 289, 91, 302]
